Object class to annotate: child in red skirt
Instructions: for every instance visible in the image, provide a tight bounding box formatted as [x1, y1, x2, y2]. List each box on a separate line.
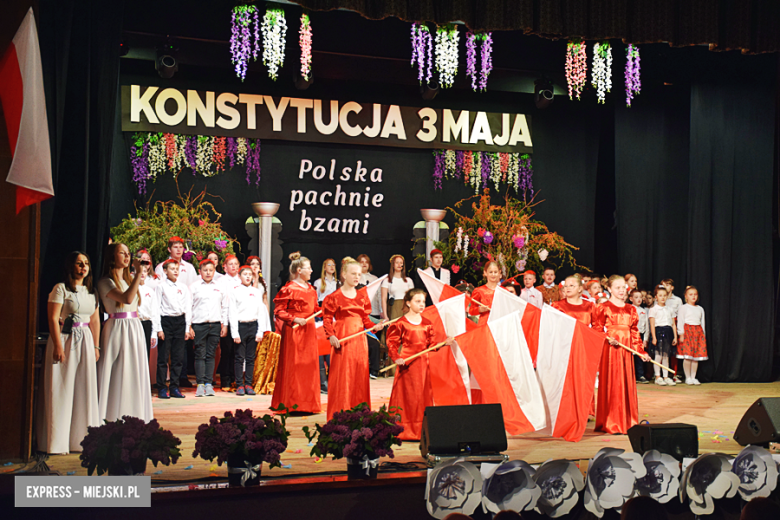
[387, 288, 452, 440]
[676, 286, 707, 385]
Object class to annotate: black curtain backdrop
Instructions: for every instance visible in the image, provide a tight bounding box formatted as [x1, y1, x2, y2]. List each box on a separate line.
[686, 82, 775, 383]
[38, 0, 125, 318]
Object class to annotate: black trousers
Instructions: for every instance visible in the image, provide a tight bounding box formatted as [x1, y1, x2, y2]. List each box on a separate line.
[192, 322, 221, 385]
[235, 322, 258, 387]
[141, 320, 156, 386]
[158, 315, 185, 389]
[368, 334, 381, 376]
[218, 334, 235, 386]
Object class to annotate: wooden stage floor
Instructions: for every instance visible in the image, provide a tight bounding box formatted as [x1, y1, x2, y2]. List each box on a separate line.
[28, 379, 780, 483]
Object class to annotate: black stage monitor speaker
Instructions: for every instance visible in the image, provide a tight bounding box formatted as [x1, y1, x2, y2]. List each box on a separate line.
[420, 404, 507, 457]
[734, 397, 780, 446]
[627, 423, 698, 462]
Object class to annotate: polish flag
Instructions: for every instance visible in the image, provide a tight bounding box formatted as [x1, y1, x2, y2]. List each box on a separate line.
[417, 268, 462, 304]
[455, 310, 546, 435]
[0, 8, 53, 213]
[421, 293, 470, 405]
[535, 305, 603, 442]
[489, 287, 542, 362]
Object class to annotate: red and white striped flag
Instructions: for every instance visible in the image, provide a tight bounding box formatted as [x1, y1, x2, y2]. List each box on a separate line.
[417, 268, 462, 305]
[421, 293, 470, 405]
[0, 8, 53, 213]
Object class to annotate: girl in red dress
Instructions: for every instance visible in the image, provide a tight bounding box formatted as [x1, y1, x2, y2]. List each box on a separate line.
[271, 252, 321, 414]
[552, 275, 596, 326]
[388, 288, 453, 440]
[592, 275, 652, 434]
[469, 261, 501, 325]
[323, 259, 386, 420]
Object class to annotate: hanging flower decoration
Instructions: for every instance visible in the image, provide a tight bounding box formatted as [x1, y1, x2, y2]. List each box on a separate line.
[425, 459, 483, 519]
[128, 133, 261, 192]
[679, 453, 740, 516]
[261, 7, 287, 81]
[481, 460, 541, 514]
[538, 248, 549, 261]
[432, 150, 533, 196]
[625, 44, 641, 107]
[299, 14, 312, 81]
[435, 24, 459, 89]
[466, 32, 477, 90]
[479, 32, 493, 91]
[466, 32, 493, 92]
[591, 42, 612, 104]
[483, 231, 494, 244]
[731, 445, 779, 500]
[230, 5, 260, 81]
[583, 448, 647, 518]
[533, 459, 585, 518]
[565, 40, 588, 100]
[635, 450, 681, 504]
[411, 23, 433, 85]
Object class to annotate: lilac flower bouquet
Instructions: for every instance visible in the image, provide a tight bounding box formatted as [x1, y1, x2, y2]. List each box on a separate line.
[192, 408, 290, 469]
[303, 403, 404, 461]
[79, 416, 181, 476]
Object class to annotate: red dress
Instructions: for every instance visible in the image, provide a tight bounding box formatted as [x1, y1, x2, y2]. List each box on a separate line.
[469, 285, 496, 325]
[592, 301, 646, 434]
[387, 316, 435, 440]
[323, 288, 374, 421]
[552, 299, 596, 326]
[271, 281, 321, 413]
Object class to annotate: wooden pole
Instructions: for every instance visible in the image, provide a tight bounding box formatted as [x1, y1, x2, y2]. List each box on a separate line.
[292, 310, 322, 329]
[612, 339, 675, 374]
[378, 340, 448, 373]
[336, 317, 401, 344]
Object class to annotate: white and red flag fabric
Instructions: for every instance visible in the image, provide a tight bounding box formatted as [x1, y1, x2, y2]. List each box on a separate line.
[417, 268, 462, 305]
[455, 309, 547, 435]
[0, 8, 53, 213]
[421, 293, 471, 406]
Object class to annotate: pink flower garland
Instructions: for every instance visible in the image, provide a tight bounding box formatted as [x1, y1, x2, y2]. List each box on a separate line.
[299, 14, 312, 81]
[625, 44, 641, 107]
[565, 40, 588, 100]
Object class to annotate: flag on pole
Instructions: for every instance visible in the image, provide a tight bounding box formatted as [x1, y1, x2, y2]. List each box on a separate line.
[455, 310, 546, 435]
[421, 293, 470, 405]
[490, 287, 542, 362]
[417, 268, 462, 304]
[0, 8, 53, 213]
[535, 306, 604, 442]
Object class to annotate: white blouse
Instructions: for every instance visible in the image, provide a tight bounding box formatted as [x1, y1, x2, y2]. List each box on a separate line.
[649, 305, 673, 328]
[676, 304, 706, 335]
[98, 278, 139, 314]
[381, 276, 414, 300]
[314, 276, 339, 303]
[49, 284, 97, 323]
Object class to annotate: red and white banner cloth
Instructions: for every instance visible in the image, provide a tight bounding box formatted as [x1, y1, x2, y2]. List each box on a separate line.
[0, 8, 53, 213]
[417, 268, 463, 305]
[422, 293, 471, 406]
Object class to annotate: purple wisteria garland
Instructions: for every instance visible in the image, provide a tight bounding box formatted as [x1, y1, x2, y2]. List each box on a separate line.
[410, 23, 433, 85]
[465, 32, 493, 91]
[432, 149, 533, 196]
[129, 132, 261, 193]
[625, 44, 641, 107]
[230, 5, 260, 81]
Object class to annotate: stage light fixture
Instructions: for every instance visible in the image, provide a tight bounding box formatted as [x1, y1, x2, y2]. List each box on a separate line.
[420, 76, 440, 100]
[156, 53, 178, 79]
[534, 78, 555, 109]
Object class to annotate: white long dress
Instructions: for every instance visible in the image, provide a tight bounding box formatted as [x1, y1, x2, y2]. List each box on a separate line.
[97, 277, 154, 422]
[36, 284, 101, 453]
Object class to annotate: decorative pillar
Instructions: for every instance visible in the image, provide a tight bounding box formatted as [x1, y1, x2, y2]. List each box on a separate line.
[252, 202, 280, 287]
[420, 209, 447, 262]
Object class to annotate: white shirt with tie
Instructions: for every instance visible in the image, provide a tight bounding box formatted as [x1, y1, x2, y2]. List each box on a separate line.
[229, 284, 270, 340]
[422, 266, 451, 285]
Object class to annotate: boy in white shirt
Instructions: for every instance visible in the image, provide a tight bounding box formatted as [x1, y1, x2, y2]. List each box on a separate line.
[519, 270, 543, 309]
[649, 285, 677, 386]
[661, 278, 683, 381]
[155, 259, 192, 399]
[630, 289, 650, 384]
[189, 259, 229, 397]
[154, 236, 197, 287]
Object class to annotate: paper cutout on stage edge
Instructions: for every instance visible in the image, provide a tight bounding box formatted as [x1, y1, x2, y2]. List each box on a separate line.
[583, 448, 647, 518]
[425, 459, 483, 519]
[480, 460, 541, 514]
[679, 453, 740, 515]
[635, 449, 680, 504]
[532, 459, 584, 518]
[731, 445, 779, 501]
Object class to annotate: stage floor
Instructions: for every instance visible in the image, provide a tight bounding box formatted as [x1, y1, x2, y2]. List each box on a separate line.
[25, 379, 780, 483]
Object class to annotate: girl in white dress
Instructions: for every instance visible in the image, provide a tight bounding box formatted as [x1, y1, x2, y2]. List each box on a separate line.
[247, 255, 272, 330]
[97, 243, 154, 422]
[37, 252, 101, 453]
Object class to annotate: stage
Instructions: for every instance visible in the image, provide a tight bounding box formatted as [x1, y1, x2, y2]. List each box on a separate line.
[28, 379, 780, 482]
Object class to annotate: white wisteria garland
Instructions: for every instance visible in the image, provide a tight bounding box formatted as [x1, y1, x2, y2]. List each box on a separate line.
[591, 42, 612, 104]
[435, 24, 459, 88]
[261, 7, 287, 81]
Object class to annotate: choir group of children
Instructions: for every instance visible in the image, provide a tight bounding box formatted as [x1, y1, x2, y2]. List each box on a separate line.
[36, 240, 709, 454]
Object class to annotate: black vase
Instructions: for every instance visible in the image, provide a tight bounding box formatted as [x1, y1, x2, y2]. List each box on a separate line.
[108, 457, 147, 476]
[346, 457, 379, 480]
[226, 453, 263, 487]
